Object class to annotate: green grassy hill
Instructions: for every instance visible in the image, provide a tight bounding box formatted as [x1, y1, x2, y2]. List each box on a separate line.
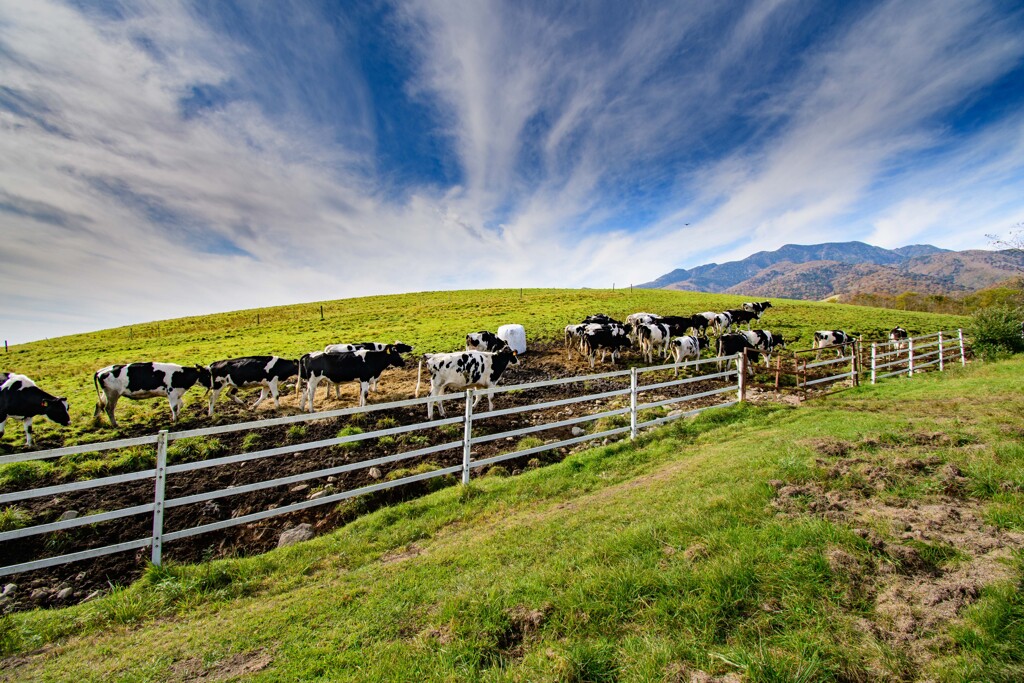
[2, 359, 1022, 681]
[1, 288, 966, 449]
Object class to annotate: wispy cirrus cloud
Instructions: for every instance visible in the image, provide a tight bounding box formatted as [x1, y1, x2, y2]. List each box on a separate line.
[1, 0, 1022, 343]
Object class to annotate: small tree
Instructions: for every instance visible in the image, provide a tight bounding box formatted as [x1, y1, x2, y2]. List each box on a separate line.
[969, 305, 1024, 360]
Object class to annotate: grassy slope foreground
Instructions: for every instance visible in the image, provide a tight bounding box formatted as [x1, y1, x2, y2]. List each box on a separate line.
[2, 359, 1022, 682]
[1, 288, 965, 449]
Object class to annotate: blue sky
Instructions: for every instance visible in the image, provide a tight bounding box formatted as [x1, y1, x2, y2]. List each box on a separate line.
[2, 0, 1023, 343]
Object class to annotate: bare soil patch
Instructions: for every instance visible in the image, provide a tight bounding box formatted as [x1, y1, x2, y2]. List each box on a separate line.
[169, 648, 272, 682]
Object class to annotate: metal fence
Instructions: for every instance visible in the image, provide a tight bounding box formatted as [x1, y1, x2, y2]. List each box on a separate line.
[793, 341, 860, 391]
[0, 353, 742, 578]
[870, 329, 965, 383]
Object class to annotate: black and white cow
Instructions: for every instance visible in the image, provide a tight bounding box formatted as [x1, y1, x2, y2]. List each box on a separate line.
[740, 330, 786, 363]
[713, 312, 733, 335]
[687, 314, 711, 337]
[0, 373, 70, 447]
[626, 312, 662, 328]
[564, 323, 589, 359]
[659, 315, 701, 337]
[582, 314, 623, 326]
[637, 322, 672, 363]
[717, 333, 757, 374]
[581, 325, 633, 368]
[813, 331, 853, 359]
[205, 356, 298, 416]
[725, 308, 759, 331]
[668, 335, 709, 376]
[888, 327, 909, 351]
[415, 347, 519, 419]
[299, 346, 406, 411]
[323, 341, 413, 393]
[743, 301, 772, 318]
[465, 331, 508, 353]
[94, 363, 211, 427]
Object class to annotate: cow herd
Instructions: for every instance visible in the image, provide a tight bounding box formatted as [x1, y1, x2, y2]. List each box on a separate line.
[1, 302, 916, 448]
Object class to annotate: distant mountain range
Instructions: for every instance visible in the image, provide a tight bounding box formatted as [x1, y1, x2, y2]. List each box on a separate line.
[638, 241, 1024, 300]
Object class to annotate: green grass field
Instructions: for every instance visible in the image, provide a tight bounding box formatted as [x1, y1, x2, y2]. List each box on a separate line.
[2, 356, 1021, 682]
[1, 288, 966, 449]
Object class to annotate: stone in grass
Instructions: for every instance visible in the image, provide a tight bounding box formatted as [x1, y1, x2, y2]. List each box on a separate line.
[58, 510, 78, 522]
[278, 523, 315, 548]
[55, 587, 73, 601]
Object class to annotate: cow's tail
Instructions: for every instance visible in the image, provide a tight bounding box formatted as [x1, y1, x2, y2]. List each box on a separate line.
[92, 371, 103, 409]
[415, 358, 423, 397]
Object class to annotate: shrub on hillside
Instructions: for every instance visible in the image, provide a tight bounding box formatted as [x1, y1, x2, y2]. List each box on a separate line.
[969, 305, 1024, 360]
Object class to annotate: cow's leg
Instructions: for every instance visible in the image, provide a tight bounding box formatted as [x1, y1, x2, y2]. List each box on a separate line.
[358, 381, 369, 407]
[22, 416, 34, 447]
[0, 414, 6, 440]
[168, 390, 185, 423]
[589, 353, 596, 369]
[305, 376, 321, 413]
[104, 392, 120, 428]
[227, 387, 246, 406]
[208, 387, 222, 416]
[486, 390, 494, 412]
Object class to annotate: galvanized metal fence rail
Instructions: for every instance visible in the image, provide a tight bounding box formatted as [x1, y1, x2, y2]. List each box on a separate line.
[870, 329, 965, 384]
[0, 353, 742, 577]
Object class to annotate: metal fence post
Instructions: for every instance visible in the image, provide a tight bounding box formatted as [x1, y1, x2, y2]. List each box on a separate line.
[851, 341, 859, 387]
[462, 390, 473, 485]
[908, 337, 915, 377]
[629, 367, 638, 440]
[958, 328, 966, 366]
[870, 342, 877, 384]
[151, 430, 168, 566]
[938, 331, 944, 372]
[737, 353, 746, 402]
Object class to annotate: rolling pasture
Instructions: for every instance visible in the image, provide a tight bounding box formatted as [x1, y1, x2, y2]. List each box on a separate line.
[2, 288, 966, 450]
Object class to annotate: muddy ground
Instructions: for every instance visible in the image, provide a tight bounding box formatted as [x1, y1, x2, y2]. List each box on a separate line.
[1, 343, 760, 613]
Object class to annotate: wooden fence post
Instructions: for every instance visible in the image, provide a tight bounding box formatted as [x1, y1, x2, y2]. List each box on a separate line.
[958, 328, 966, 366]
[774, 354, 782, 392]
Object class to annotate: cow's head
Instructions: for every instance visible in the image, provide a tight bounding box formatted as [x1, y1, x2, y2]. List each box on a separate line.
[42, 397, 71, 426]
[773, 334, 786, 349]
[385, 345, 406, 367]
[497, 347, 519, 365]
[393, 341, 414, 354]
[193, 364, 212, 389]
[697, 336, 710, 350]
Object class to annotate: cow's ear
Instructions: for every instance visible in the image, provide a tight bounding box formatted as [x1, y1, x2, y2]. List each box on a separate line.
[40, 399, 48, 408]
[385, 344, 393, 352]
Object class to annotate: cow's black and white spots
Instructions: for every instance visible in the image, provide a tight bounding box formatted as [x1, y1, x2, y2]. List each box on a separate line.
[713, 312, 733, 334]
[742, 301, 772, 318]
[415, 347, 519, 419]
[625, 312, 662, 327]
[0, 373, 70, 447]
[813, 331, 853, 359]
[725, 308, 758, 331]
[205, 356, 298, 416]
[889, 327, 909, 351]
[668, 335, 708, 376]
[94, 363, 211, 427]
[465, 331, 508, 353]
[299, 346, 406, 411]
[582, 314, 623, 326]
[581, 325, 632, 368]
[322, 341, 413, 393]
[716, 333, 757, 374]
[740, 329, 786, 363]
[637, 322, 671, 363]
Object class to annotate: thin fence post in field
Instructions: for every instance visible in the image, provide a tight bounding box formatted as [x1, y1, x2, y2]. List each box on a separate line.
[958, 328, 966, 366]
[3, 340, 6, 353]
[320, 305, 324, 321]
[871, 343, 877, 384]
[256, 313, 260, 326]
[938, 331, 944, 372]
[462, 390, 473, 485]
[738, 353, 746, 403]
[152, 429, 169, 566]
[851, 341, 859, 387]
[908, 337, 915, 377]
[629, 367, 638, 440]
[774, 354, 782, 392]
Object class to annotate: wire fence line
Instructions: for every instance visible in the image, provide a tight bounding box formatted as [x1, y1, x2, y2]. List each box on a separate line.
[0, 353, 746, 577]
